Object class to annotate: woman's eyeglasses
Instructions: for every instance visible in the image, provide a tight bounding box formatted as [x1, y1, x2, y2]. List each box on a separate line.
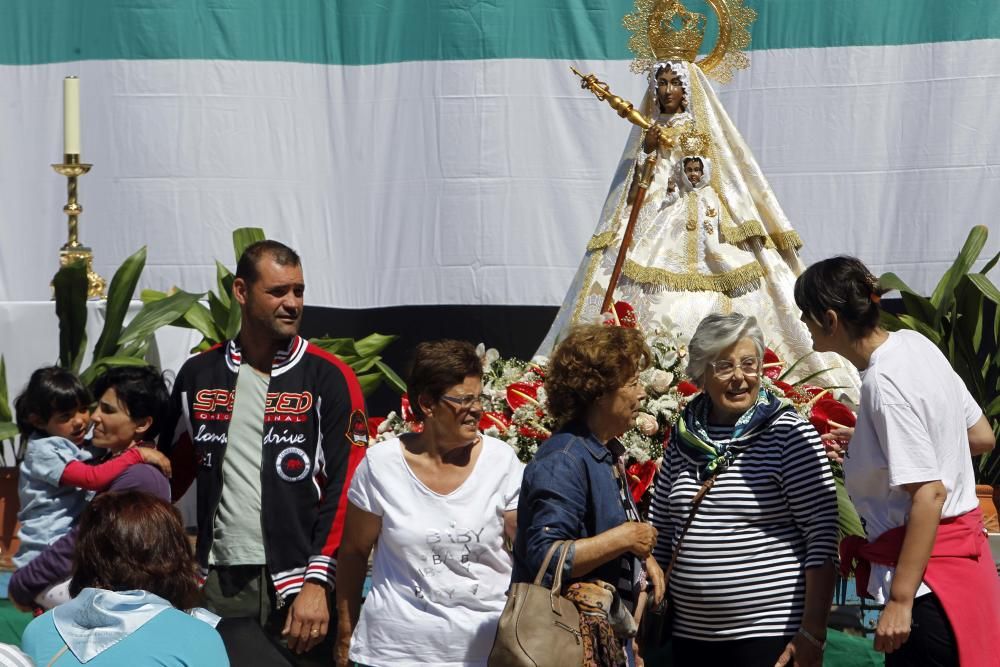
[440, 393, 484, 409]
[710, 357, 760, 381]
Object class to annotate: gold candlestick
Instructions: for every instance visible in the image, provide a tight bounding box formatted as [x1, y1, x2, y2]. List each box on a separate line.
[52, 153, 105, 298]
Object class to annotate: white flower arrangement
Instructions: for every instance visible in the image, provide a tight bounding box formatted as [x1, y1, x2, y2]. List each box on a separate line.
[370, 325, 692, 465]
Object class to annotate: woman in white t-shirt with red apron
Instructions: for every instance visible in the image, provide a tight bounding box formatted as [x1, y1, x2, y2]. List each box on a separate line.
[334, 340, 524, 667]
[793, 256, 1000, 667]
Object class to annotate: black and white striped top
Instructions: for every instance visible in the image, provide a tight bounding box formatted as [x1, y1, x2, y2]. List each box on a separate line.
[649, 411, 839, 640]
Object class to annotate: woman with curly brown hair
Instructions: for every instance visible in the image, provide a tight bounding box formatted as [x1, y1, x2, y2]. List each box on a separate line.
[511, 324, 665, 667]
[20, 491, 229, 665]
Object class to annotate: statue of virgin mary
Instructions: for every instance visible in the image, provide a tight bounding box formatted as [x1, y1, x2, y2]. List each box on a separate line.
[538, 0, 859, 394]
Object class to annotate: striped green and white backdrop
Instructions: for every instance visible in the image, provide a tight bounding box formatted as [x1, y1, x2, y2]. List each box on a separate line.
[1, 1, 997, 336]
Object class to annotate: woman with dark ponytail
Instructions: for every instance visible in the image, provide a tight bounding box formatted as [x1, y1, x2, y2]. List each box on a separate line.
[794, 256, 999, 667]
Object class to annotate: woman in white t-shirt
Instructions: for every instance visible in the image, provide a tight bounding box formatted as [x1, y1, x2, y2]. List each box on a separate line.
[335, 340, 524, 667]
[794, 256, 999, 667]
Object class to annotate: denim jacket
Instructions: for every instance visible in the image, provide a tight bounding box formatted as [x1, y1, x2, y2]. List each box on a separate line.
[512, 422, 631, 594]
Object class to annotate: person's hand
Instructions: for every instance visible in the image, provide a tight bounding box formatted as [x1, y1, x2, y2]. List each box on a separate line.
[282, 581, 330, 654]
[874, 599, 912, 654]
[624, 522, 658, 559]
[135, 445, 172, 478]
[643, 125, 662, 153]
[645, 555, 665, 606]
[820, 426, 854, 465]
[774, 630, 823, 667]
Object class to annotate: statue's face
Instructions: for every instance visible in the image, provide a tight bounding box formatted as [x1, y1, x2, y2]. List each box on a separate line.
[655, 66, 685, 114]
[684, 159, 703, 185]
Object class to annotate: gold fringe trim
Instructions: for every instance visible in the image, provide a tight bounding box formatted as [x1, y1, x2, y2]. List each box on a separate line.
[720, 219, 766, 244]
[587, 231, 618, 252]
[770, 230, 804, 250]
[622, 259, 764, 296]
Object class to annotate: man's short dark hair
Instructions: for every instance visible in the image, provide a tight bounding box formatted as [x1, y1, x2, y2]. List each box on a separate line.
[235, 240, 301, 286]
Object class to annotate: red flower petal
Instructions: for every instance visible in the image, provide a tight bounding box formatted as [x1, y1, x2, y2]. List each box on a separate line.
[809, 398, 857, 435]
[614, 301, 639, 329]
[762, 348, 784, 379]
[479, 412, 511, 433]
[366, 417, 386, 439]
[517, 424, 549, 440]
[626, 460, 658, 503]
[400, 395, 415, 422]
[677, 381, 700, 396]
[506, 381, 543, 411]
[772, 380, 795, 395]
[772, 380, 811, 404]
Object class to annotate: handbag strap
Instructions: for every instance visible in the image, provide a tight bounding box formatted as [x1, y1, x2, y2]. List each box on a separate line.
[662, 469, 720, 582]
[550, 540, 573, 594]
[533, 539, 568, 587]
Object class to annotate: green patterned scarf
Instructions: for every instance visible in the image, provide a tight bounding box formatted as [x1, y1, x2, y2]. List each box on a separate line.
[674, 388, 793, 479]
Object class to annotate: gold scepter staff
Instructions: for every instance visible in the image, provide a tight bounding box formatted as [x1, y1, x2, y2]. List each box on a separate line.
[570, 67, 658, 315]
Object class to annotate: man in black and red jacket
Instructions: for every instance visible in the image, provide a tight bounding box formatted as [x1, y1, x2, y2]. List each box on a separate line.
[162, 240, 368, 665]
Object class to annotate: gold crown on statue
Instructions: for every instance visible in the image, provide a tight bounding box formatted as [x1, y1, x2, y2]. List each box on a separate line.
[625, 0, 757, 83]
[646, 1, 706, 62]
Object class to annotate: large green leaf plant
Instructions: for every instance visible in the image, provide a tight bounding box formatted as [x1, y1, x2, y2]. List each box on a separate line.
[879, 225, 1000, 483]
[53, 248, 206, 387]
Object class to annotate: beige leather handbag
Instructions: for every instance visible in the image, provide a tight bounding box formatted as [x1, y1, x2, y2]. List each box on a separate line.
[488, 540, 583, 667]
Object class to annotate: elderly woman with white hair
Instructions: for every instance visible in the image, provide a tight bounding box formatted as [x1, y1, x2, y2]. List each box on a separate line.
[648, 312, 839, 667]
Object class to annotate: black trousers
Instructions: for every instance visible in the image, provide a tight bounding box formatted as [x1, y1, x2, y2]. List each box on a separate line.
[671, 634, 792, 667]
[885, 593, 958, 667]
[204, 565, 335, 667]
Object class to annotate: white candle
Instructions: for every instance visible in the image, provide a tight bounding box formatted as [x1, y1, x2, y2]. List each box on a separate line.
[63, 76, 80, 155]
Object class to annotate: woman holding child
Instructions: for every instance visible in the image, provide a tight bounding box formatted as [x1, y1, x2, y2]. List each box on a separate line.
[8, 365, 173, 610]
